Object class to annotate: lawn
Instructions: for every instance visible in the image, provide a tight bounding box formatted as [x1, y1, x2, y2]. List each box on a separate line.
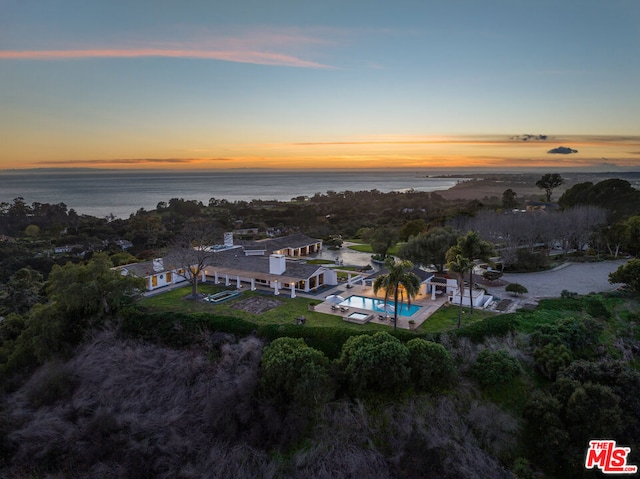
[417, 303, 496, 333]
[142, 283, 500, 336]
[140, 284, 387, 332]
[347, 243, 402, 256]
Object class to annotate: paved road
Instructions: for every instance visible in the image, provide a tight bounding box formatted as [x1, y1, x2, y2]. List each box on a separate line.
[486, 259, 628, 300]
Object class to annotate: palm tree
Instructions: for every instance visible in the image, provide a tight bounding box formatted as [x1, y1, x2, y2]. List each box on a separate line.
[373, 258, 421, 331]
[446, 254, 472, 328]
[446, 231, 494, 314]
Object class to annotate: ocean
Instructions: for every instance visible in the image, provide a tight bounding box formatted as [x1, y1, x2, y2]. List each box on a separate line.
[0, 169, 466, 219]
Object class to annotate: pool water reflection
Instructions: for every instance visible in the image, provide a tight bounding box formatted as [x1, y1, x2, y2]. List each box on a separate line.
[339, 295, 421, 317]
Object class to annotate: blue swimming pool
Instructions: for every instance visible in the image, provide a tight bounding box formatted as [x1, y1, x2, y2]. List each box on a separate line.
[339, 295, 421, 317]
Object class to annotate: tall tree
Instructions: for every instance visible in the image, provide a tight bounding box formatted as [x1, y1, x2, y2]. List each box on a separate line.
[47, 253, 145, 318]
[398, 219, 427, 242]
[536, 173, 565, 202]
[559, 179, 640, 222]
[398, 226, 459, 272]
[373, 258, 421, 331]
[446, 231, 494, 314]
[609, 259, 640, 294]
[502, 188, 518, 209]
[166, 219, 220, 298]
[368, 227, 398, 260]
[446, 254, 472, 328]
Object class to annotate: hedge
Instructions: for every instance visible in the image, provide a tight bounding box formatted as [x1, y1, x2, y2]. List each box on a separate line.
[120, 306, 425, 358]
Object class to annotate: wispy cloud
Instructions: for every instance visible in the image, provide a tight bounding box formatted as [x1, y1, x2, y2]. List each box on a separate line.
[30, 157, 232, 166]
[0, 26, 339, 68]
[0, 48, 332, 68]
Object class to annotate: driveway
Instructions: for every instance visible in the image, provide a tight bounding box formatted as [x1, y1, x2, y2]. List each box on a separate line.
[485, 259, 628, 302]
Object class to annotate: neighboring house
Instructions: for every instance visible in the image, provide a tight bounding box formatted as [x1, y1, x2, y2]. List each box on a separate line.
[239, 233, 323, 257]
[118, 258, 190, 291]
[54, 244, 83, 254]
[114, 239, 134, 250]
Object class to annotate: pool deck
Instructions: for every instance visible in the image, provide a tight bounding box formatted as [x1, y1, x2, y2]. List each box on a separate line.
[310, 285, 448, 330]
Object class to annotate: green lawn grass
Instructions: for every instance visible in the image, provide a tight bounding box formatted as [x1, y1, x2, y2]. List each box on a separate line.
[141, 285, 387, 332]
[347, 243, 373, 253]
[417, 303, 496, 333]
[347, 243, 401, 256]
[142, 284, 503, 336]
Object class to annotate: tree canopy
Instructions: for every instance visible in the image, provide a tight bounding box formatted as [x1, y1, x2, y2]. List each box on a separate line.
[260, 337, 333, 409]
[166, 219, 220, 298]
[609, 259, 640, 294]
[338, 332, 410, 396]
[559, 179, 640, 222]
[535, 173, 565, 202]
[398, 226, 459, 272]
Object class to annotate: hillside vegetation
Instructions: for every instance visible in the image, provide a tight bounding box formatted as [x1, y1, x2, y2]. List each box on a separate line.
[1, 290, 639, 478]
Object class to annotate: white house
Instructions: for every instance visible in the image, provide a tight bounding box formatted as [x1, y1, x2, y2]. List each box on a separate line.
[118, 257, 190, 291]
[203, 248, 337, 297]
[117, 233, 334, 296]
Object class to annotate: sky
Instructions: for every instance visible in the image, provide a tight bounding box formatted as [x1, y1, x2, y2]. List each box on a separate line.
[1, 0, 639, 171]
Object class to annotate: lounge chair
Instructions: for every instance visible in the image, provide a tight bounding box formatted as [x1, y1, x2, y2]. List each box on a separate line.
[340, 306, 349, 313]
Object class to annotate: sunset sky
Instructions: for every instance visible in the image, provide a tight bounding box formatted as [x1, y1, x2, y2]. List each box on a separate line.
[1, 0, 639, 170]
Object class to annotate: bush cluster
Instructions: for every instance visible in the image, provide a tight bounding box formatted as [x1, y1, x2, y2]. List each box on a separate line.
[454, 315, 517, 343]
[472, 349, 522, 387]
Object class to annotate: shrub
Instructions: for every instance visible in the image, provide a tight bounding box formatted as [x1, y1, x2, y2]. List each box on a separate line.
[534, 343, 573, 380]
[566, 383, 624, 444]
[472, 349, 522, 386]
[530, 316, 603, 356]
[505, 283, 528, 296]
[482, 270, 503, 281]
[406, 338, 456, 392]
[454, 315, 517, 343]
[560, 289, 578, 299]
[522, 391, 570, 476]
[260, 337, 333, 409]
[338, 332, 410, 396]
[584, 295, 611, 320]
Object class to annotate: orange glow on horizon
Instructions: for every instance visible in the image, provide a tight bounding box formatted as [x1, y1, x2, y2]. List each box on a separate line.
[3, 135, 639, 171]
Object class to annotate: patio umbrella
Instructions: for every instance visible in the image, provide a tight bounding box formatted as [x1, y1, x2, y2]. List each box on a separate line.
[381, 303, 396, 320]
[382, 303, 395, 315]
[325, 294, 346, 305]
